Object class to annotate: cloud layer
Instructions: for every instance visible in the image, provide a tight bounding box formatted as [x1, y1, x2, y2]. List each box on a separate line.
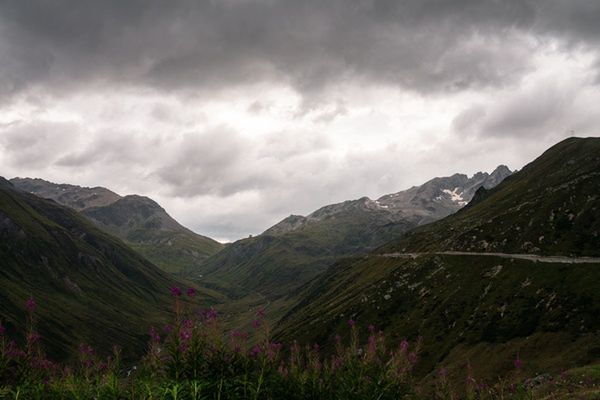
[1, 0, 599, 241]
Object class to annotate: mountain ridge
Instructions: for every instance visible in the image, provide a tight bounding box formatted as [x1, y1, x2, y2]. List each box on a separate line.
[10, 178, 224, 273]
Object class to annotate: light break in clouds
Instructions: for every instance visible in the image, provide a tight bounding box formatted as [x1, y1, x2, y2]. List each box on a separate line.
[1, 0, 600, 241]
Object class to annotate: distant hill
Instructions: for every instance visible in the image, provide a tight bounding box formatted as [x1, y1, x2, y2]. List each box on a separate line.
[274, 137, 600, 380]
[11, 177, 120, 211]
[10, 178, 224, 273]
[0, 177, 180, 359]
[196, 166, 511, 298]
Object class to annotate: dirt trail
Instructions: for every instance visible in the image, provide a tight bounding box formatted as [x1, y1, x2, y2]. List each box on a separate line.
[380, 251, 600, 264]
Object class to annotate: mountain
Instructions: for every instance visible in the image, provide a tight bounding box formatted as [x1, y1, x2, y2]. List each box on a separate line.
[196, 166, 511, 298]
[10, 177, 121, 211]
[274, 137, 600, 380]
[10, 178, 224, 274]
[0, 177, 183, 359]
[265, 165, 512, 236]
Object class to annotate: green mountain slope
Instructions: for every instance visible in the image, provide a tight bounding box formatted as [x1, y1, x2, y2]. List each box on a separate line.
[0, 178, 179, 359]
[274, 137, 600, 380]
[380, 137, 600, 256]
[196, 168, 510, 298]
[10, 178, 224, 274]
[81, 196, 224, 273]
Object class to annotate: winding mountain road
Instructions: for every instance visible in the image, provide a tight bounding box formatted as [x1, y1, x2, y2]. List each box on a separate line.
[379, 251, 600, 264]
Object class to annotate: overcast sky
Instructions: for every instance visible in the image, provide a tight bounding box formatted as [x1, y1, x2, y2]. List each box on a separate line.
[1, 1, 599, 242]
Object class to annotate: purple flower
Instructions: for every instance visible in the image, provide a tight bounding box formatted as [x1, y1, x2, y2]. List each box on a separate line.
[25, 297, 36, 312]
[400, 339, 409, 353]
[252, 319, 262, 329]
[170, 287, 182, 297]
[256, 308, 266, 318]
[204, 308, 218, 321]
[163, 324, 173, 334]
[149, 327, 161, 343]
[249, 345, 262, 357]
[514, 354, 522, 370]
[368, 324, 376, 333]
[347, 318, 356, 327]
[186, 287, 196, 298]
[0, 324, 5, 336]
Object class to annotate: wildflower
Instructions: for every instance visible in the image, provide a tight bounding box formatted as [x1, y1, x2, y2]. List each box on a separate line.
[367, 334, 377, 355]
[170, 287, 182, 297]
[25, 297, 36, 312]
[368, 324, 376, 333]
[249, 345, 262, 357]
[204, 308, 218, 321]
[347, 318, 356, 327]
[0, 323, 5, 336]
[256, 307, 266, 318]
[252, 319, 262, 329]
[400, 339, 409, 354]
[163, 324, 173, 334]
[27, 332, 41, 345]
[514, 354, 522, 370]
[186, 287, 196, 298]
[149, 327, 161, 343]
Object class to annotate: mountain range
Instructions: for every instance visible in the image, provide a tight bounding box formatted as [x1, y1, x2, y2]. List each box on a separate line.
[274, 137, 600, 380]
[10, 178, 223, 274]
[194, 166, 512, 298]
[2, 136, 598, 383]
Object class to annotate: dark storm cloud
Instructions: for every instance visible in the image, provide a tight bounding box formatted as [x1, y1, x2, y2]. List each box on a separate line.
[2, 0, 599, 102]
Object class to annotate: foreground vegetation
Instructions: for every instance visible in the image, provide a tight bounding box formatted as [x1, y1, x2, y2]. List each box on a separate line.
[1, 291, 598, 399]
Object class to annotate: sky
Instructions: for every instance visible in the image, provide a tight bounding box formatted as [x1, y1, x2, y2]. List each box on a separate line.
[1, 1, 599, 242]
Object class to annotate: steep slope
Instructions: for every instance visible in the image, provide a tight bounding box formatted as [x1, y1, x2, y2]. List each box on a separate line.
[10, 178, 224, 273]
[380, 137, 600, 256]
[81, 196, 224, 273]
[274, 137, 600, 380]
[196, 167, 511, 298]
[0, 177, 181, 359]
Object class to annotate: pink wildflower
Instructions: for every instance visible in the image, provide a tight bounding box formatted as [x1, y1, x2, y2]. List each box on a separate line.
[170, 287, 182, 297]
[256, 307, 266, 318]
[186, 287, 196, 298]
[249, 345, 262, 357]
[347, 318, 356, 327]
[149, 327, 161, 343]
[514, 354, 522, 370]
[0, 324, 5, 336]
[25, 297, 36, 312]
[400, 339, 409, 354]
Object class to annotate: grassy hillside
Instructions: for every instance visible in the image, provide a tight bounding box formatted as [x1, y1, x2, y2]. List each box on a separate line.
[194, 205, 416, 298]
[275, 254, 600, 379]
[274, 137, 600, 381]
[82, 195, 224, 274]
[10, 178, 224, 274]
[196, 168, 510, 299]
[0, 178, 199, 359]
[381, 137, 600, 256]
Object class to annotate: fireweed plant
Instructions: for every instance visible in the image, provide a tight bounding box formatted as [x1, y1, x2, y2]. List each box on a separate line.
[0, 290, 588, 399]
